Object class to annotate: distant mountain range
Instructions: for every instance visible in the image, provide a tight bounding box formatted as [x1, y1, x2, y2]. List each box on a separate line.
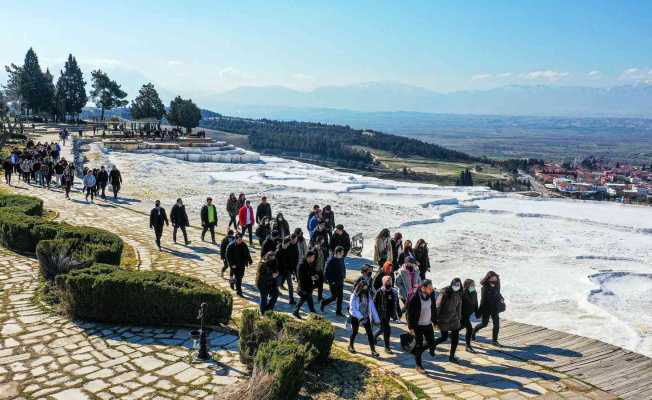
[195, 82, 652, 118]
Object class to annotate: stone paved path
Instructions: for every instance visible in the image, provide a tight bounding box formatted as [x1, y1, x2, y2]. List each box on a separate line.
[0, 132, 621, 399]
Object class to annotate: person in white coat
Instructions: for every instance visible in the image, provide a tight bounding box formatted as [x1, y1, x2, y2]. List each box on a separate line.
[348, 280, 380, 357]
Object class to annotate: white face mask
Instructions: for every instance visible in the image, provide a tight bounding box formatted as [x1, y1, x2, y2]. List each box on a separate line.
[469, 287, 476, 293]
[452, 284, 461, 292]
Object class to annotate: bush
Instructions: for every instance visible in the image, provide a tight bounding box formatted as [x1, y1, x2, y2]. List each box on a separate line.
[36, 239, 95, 280]
[56, 264, 233, 325]
[0, 194, 122, 272]
[239, 311, 334, 367]
[252, 339, 306, 400]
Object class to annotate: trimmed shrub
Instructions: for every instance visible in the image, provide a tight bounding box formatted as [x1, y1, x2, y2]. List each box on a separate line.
[253, 339, 306, 400]
[56, 265, 233, 325]
[0, 194, 43, 215]
[239, 309, 281, 365]
[56, 225, 123, 265]
[36, 239, 95, 280]
[281, 314, 334, 366]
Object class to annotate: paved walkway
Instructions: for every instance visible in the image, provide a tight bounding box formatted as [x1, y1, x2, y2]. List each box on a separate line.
[0, 132, 627, 399]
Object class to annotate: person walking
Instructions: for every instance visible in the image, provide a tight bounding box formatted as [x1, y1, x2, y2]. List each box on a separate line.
[220, 230, 236, 277]
[276, 235, 299, 304]
[307, 210, 321, 239]
[61, 166, 74, 199]
[473, 271, 505, 346]
[293, 250, 319, 318]
[330, 224, 351, 257]
[373, 275, 400, 353]
[82, 170, 97, 202]
[390, 232, 403, 272]
[407, 279, 438, 374]
[397, 239, 416, 267]
[226, 193, 239, 230]
[321, 205, 335, 232]
[256, 251, 279, 313]
[97, 166, 109, 199]
[53, 161, 64, 187]
[294, 228, 308, 263]
[272, 212, 290, 239]
[255, 196, 272, 224]
[311, 235, 326, 302]
[348, 280, 380, 357]
[149, 200, 169, 250]
[321, 246, 346, 316]
[414, 239, 431, 281]
[373, 261, 396, 291]
[255, 217, 271, 247]
[395, 257, 422, 313]
[262, 230, 281, 258]
[200, 197, 218, 244]
[225, 233, 253, 296]
[462, 279, 479, 353]
[238, 200, 255, 245]
[433, 278, 463, 363]
[170, 198, 191, 245]
[2, 157, 13, 185]
[109, 166, 122, 200]
[373, 229, 392, 267]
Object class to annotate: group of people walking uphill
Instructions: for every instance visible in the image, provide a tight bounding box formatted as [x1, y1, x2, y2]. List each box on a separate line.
[146, 193, 506, 374]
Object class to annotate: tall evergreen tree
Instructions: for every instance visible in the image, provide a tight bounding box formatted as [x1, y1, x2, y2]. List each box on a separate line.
[167, 96, 201, 133]
[90, 70, 128, 120]
[18, 48, 49, 114]
[55, 54, 88, 120]
[130, 83, 165, 121]
[3, 63, 23, 102]
[42, 69, 56, 118]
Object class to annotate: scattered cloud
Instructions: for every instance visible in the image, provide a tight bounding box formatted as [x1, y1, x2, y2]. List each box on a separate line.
[497, 72, 512, 78]
[522, 70, 569, 81]
[619, 67, 652, 82]
[587, 70, 602, 79]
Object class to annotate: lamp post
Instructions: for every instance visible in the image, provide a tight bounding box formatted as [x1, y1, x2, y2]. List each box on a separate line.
[197, 302, 210, 360]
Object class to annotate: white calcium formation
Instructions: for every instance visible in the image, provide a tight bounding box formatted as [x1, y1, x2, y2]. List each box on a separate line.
[100, 139, 260, 163]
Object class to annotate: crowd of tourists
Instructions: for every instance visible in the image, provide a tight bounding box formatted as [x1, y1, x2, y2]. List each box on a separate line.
[2, 131, 124, 202]
[148, 195, 506, 374]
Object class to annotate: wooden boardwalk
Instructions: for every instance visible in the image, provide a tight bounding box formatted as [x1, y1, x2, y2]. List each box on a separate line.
[497, 320, 652, 399]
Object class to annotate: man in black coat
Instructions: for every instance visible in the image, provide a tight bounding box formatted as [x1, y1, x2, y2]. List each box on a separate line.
[261, 230, 281, 257]
[275, 235, 299, 304]
[97, 166, 109, 199]
[255, 196, 272, 224]
[200, 197, 218, 244]
[170, 198, 191, 245]
[330, 224, 351, 256]
[293, 250, 319, 318]
[149, 200, 169, 251]
[321, 246, 346, 316]
[109, 167, 122, 199]
[220, 230, 235, 277]
[225, 233, 253, 296]
[407, 279, 438, 374]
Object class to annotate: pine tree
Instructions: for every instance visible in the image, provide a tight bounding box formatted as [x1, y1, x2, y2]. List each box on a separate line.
[90, 70, 128, 120]
[18, 48, 49, 114]
[55, 54, 88, 120]
[42, 69, 56, 119]
[167, 96, 201, 133]
[130, 83, 165, 121]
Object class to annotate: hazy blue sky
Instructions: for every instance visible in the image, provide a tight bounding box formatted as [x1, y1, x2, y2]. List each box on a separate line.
[2, 0, 652, 95]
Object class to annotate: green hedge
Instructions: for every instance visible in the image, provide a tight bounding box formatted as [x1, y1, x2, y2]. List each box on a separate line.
[36, 239, 95, 280]
[56, 264, 233, 325]
[253, 339, 306, 400]
[0, 193, 123, 276]
[239, 310, 334, 367]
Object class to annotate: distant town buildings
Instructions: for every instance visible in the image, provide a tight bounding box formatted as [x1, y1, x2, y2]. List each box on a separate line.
[533, 160, 652, 203]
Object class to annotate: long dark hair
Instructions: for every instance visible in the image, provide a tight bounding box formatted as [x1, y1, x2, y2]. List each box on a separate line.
[480, 271, 500, 288]
[376, 228, 390, 240]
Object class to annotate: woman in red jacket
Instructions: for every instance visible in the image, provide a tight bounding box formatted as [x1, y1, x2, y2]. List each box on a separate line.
[239, 200, 255, 245]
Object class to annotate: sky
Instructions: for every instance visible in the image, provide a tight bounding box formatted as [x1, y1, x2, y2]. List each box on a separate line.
[2, 0, 652, 98]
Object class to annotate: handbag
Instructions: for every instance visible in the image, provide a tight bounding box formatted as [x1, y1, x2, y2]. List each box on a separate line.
[497, 295, 506, 313]
[400, 333, 416, 352]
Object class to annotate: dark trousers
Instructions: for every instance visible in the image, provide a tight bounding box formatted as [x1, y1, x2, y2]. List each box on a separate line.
[474, 313, 500, 342]
[85, 186, 94, 200]
[295, 288, 315, 313]
[462, 315, 473, 346]
[374, 318, 392, 348]
[112, 184, 120, 199]
[260, 284, 279, 314]
[100, 183, 107, 198]
[434, 329, 460, 358]
[322, 282, 344, 314]
[242, 224, 253, 244]
[279, 273, 295, 302]
[201, 224, 216, 243]
[153, 224, 164, 248]
[64, 183, 72, 198]
[221, 259, 230, 274]
[228, 214, 237, 229]
[350, 317, 375, 352]
[316, 271, 324, 300]
[173, 225, 188, 243]
[232, 268, 245, 295]
[413, 324, 436, 368]
[4, 171, 11, 185]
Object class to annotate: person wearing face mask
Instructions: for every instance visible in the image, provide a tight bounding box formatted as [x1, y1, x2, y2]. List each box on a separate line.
[407, 279, 438, 374]
[321, 246, 346, 316]
[390, 232, 403, 272]
[348, 280, 380, 357]
[293, 250, 320, 318]
[276, 235, 299, 304]
[272, 212, 290, 238]
[256, 251, 279, 313]
[200, 197, 218, 244]
[461, 279, 479, 353]
[373, 261, 395, 291]
[170, 198, 191, 245]
[432, 278, 463, 363]
[149, 200, 169, 251]
[395, 256, 422, 314]
[373, 275, 399, 353]
[414, 239, 430, 281]
[355, 265, 375, 297]
[373, 229, 392, 267]
[397, 239, 417, 267]
[473, 271, 505, 346]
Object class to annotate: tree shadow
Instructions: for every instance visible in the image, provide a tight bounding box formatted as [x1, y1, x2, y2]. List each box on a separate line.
[470, 334, 582, 363]
[160, 247, 202, 260]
